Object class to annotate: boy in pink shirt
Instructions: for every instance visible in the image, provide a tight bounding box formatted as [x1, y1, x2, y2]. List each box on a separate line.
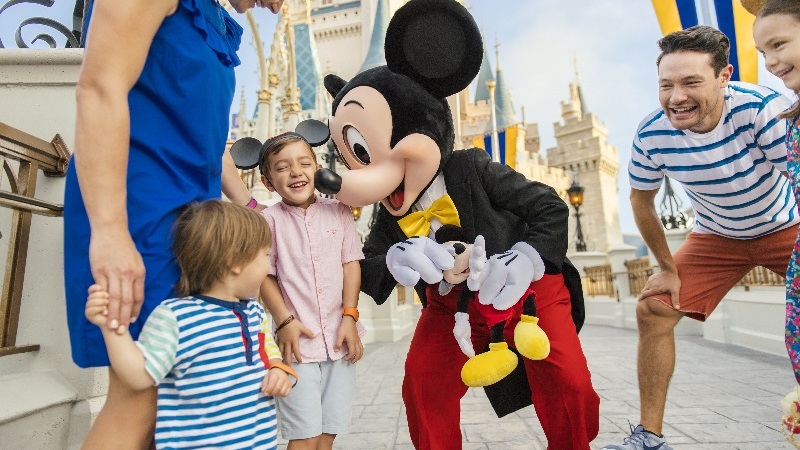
[257, 133, 365, 450]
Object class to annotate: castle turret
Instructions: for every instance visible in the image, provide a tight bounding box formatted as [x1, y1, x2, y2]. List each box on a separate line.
[492, 44, 517, 130]
[473, 32, 494, 103]
[547, 71, 622, 252]
[358, 0, 389, 73]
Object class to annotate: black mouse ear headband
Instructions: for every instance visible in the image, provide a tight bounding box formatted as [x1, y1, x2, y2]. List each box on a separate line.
[230, 119, 330, 170]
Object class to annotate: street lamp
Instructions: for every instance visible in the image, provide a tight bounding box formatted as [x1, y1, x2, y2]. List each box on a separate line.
[566, 180, 587, 252]
[659, 176, 688, 230]
[320, 140, 338, 172]
[351, 206, 363, 221]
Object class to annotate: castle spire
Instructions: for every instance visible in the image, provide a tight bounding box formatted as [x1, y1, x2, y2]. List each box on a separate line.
[359, 0, 390, 73]
[237, 85, 247, 128]
[492, 40, 517, 130]
[473, 29, 494, 103]
[574, 55, 588, 117]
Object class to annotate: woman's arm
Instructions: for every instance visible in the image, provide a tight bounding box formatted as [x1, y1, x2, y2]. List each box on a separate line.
[74, 0, 177, 333]
[221, 148, 259, 207]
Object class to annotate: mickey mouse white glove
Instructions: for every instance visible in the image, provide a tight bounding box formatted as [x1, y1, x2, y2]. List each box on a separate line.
[468, 240, 545, 311]
[386, 236, 455, 286]
[453, 312, 475, 357]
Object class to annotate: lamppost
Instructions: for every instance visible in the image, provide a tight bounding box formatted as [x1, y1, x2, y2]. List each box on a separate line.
[351, 206, 363, 221]
[659, 176, 688, 230]
[567, 180, 587, 252]
[320, 140, 338, 172]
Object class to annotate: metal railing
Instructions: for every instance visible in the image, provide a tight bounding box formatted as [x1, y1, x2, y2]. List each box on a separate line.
[0, 122, 70, 357]
[581, 258, 785, 299]
[625, 256, 653, 296]
[582, 263, 614, 297]
[737, 265, 786, 290]
[0, 0, 85, 49]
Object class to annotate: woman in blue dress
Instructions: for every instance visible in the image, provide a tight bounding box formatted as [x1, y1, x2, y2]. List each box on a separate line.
[64, 0, 283, 447]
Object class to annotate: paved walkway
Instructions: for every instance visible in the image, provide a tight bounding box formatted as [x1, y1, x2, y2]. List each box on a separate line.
[280, 323, 797, 449]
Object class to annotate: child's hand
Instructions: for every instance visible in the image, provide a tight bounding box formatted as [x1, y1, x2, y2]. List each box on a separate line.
[262, 366, 292, 397]
[276, 319, 315, 363]
[335, 316, 364, 364]
[85, 284, 110, 327]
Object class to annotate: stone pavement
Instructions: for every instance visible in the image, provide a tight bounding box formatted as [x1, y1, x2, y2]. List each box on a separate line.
[280, 324, 797, 449]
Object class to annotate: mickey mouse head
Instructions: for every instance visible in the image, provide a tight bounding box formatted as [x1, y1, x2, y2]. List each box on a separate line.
[310, 0, 484, 215]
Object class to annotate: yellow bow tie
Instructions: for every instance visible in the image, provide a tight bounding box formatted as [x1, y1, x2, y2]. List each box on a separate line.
[397, 194, 461, 237]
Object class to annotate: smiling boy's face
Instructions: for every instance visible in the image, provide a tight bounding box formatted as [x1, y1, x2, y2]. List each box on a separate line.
[261, 140, 321, 209]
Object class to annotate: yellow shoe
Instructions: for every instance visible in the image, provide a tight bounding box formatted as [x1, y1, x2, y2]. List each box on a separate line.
[460, 342, 518, 387]
[514, 315, 550, 361]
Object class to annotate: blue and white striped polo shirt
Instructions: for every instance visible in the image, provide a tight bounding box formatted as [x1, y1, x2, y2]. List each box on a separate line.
[137, 295, 281, 449]
[629, 82, 798, 238]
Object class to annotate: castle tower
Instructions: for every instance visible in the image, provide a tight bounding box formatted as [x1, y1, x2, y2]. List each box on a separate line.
[308, 0, 403, 80]
[473, 32, 494, 103]
[358, 0, 390, 73]
[547, 71, 622, 252]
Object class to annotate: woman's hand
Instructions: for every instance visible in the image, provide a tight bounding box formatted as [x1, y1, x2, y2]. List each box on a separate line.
[89, 227, 145, 334]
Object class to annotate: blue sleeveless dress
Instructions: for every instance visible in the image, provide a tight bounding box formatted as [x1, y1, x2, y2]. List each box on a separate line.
[64, 0, 243, 367]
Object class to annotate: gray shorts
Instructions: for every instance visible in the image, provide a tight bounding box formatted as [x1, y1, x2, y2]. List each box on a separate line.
[276, 358, 357, 440]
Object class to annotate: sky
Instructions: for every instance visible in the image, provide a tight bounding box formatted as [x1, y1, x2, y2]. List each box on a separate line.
[3, 0, 795, 235]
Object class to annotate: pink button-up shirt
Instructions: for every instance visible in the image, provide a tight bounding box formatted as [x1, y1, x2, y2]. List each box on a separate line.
[262, 196, 365, 363]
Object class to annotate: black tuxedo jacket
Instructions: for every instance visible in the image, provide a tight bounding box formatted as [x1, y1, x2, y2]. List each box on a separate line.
[361, 148, 585, 331]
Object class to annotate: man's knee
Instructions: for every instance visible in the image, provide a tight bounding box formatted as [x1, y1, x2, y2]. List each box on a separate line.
[636, 298, 682, 331]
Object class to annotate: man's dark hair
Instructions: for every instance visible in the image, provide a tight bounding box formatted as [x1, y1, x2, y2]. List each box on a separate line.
[656, 25, 730, 76]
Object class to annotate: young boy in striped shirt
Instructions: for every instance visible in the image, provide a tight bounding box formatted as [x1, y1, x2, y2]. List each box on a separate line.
[84, 200, 296, 450]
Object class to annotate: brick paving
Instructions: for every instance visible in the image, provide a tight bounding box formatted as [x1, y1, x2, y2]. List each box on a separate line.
[280, 323, 796, 449]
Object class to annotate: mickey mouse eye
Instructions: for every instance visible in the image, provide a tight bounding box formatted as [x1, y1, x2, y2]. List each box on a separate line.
[344, 126, 371, 165]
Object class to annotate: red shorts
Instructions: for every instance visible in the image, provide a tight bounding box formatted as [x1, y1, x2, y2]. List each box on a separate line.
[648, 225, 794, 321]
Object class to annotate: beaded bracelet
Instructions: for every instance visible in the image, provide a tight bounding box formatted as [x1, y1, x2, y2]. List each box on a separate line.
[275, 314, 295, 333]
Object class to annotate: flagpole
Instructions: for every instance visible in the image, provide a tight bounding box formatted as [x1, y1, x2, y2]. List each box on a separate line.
[487, 79, 500, 163]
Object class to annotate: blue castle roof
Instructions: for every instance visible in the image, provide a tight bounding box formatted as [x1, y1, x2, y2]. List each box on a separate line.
[358, 0, 390, 73]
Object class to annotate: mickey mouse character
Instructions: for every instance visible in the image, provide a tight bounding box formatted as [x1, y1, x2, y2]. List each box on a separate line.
[309, 0, 600, 448]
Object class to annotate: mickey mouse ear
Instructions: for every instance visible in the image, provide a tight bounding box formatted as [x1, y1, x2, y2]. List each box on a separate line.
[295, 119, 330, 147]
[230, 137, 263, 170]
[385, 0, 483, 98]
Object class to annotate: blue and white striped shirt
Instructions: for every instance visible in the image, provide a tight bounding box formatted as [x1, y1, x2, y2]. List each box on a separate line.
[629, 82, 798, 238]
[137, 295, 281, 449]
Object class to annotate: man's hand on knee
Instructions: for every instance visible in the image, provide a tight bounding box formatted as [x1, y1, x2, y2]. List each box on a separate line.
[639, 269, 681, 309]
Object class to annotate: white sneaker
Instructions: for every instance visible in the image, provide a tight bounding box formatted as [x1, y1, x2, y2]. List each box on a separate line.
[601, 424, 673, 450]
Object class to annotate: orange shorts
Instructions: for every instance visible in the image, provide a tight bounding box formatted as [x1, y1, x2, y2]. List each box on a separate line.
[649, 225, 796, 321]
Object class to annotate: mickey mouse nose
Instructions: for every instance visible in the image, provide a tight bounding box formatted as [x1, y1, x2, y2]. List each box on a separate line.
[453, 243, 466, 255]
[315, 168, 341, 195]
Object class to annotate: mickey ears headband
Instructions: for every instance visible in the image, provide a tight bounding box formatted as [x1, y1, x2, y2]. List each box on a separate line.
[230, 119, 330, 170]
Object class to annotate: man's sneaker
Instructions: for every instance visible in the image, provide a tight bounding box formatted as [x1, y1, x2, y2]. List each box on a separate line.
[601, 424, 673, 450]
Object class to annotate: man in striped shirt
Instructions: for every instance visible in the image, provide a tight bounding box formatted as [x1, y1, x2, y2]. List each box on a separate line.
[604, 26, 797, 450]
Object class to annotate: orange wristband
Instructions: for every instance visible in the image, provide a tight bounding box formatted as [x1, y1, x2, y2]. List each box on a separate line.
[269, 361, 299, 387]
[342, 307, 359, 322]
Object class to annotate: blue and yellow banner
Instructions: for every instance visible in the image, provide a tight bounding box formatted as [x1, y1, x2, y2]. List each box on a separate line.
[651, 0, 757, 83]
[471, 126, 518, 169]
